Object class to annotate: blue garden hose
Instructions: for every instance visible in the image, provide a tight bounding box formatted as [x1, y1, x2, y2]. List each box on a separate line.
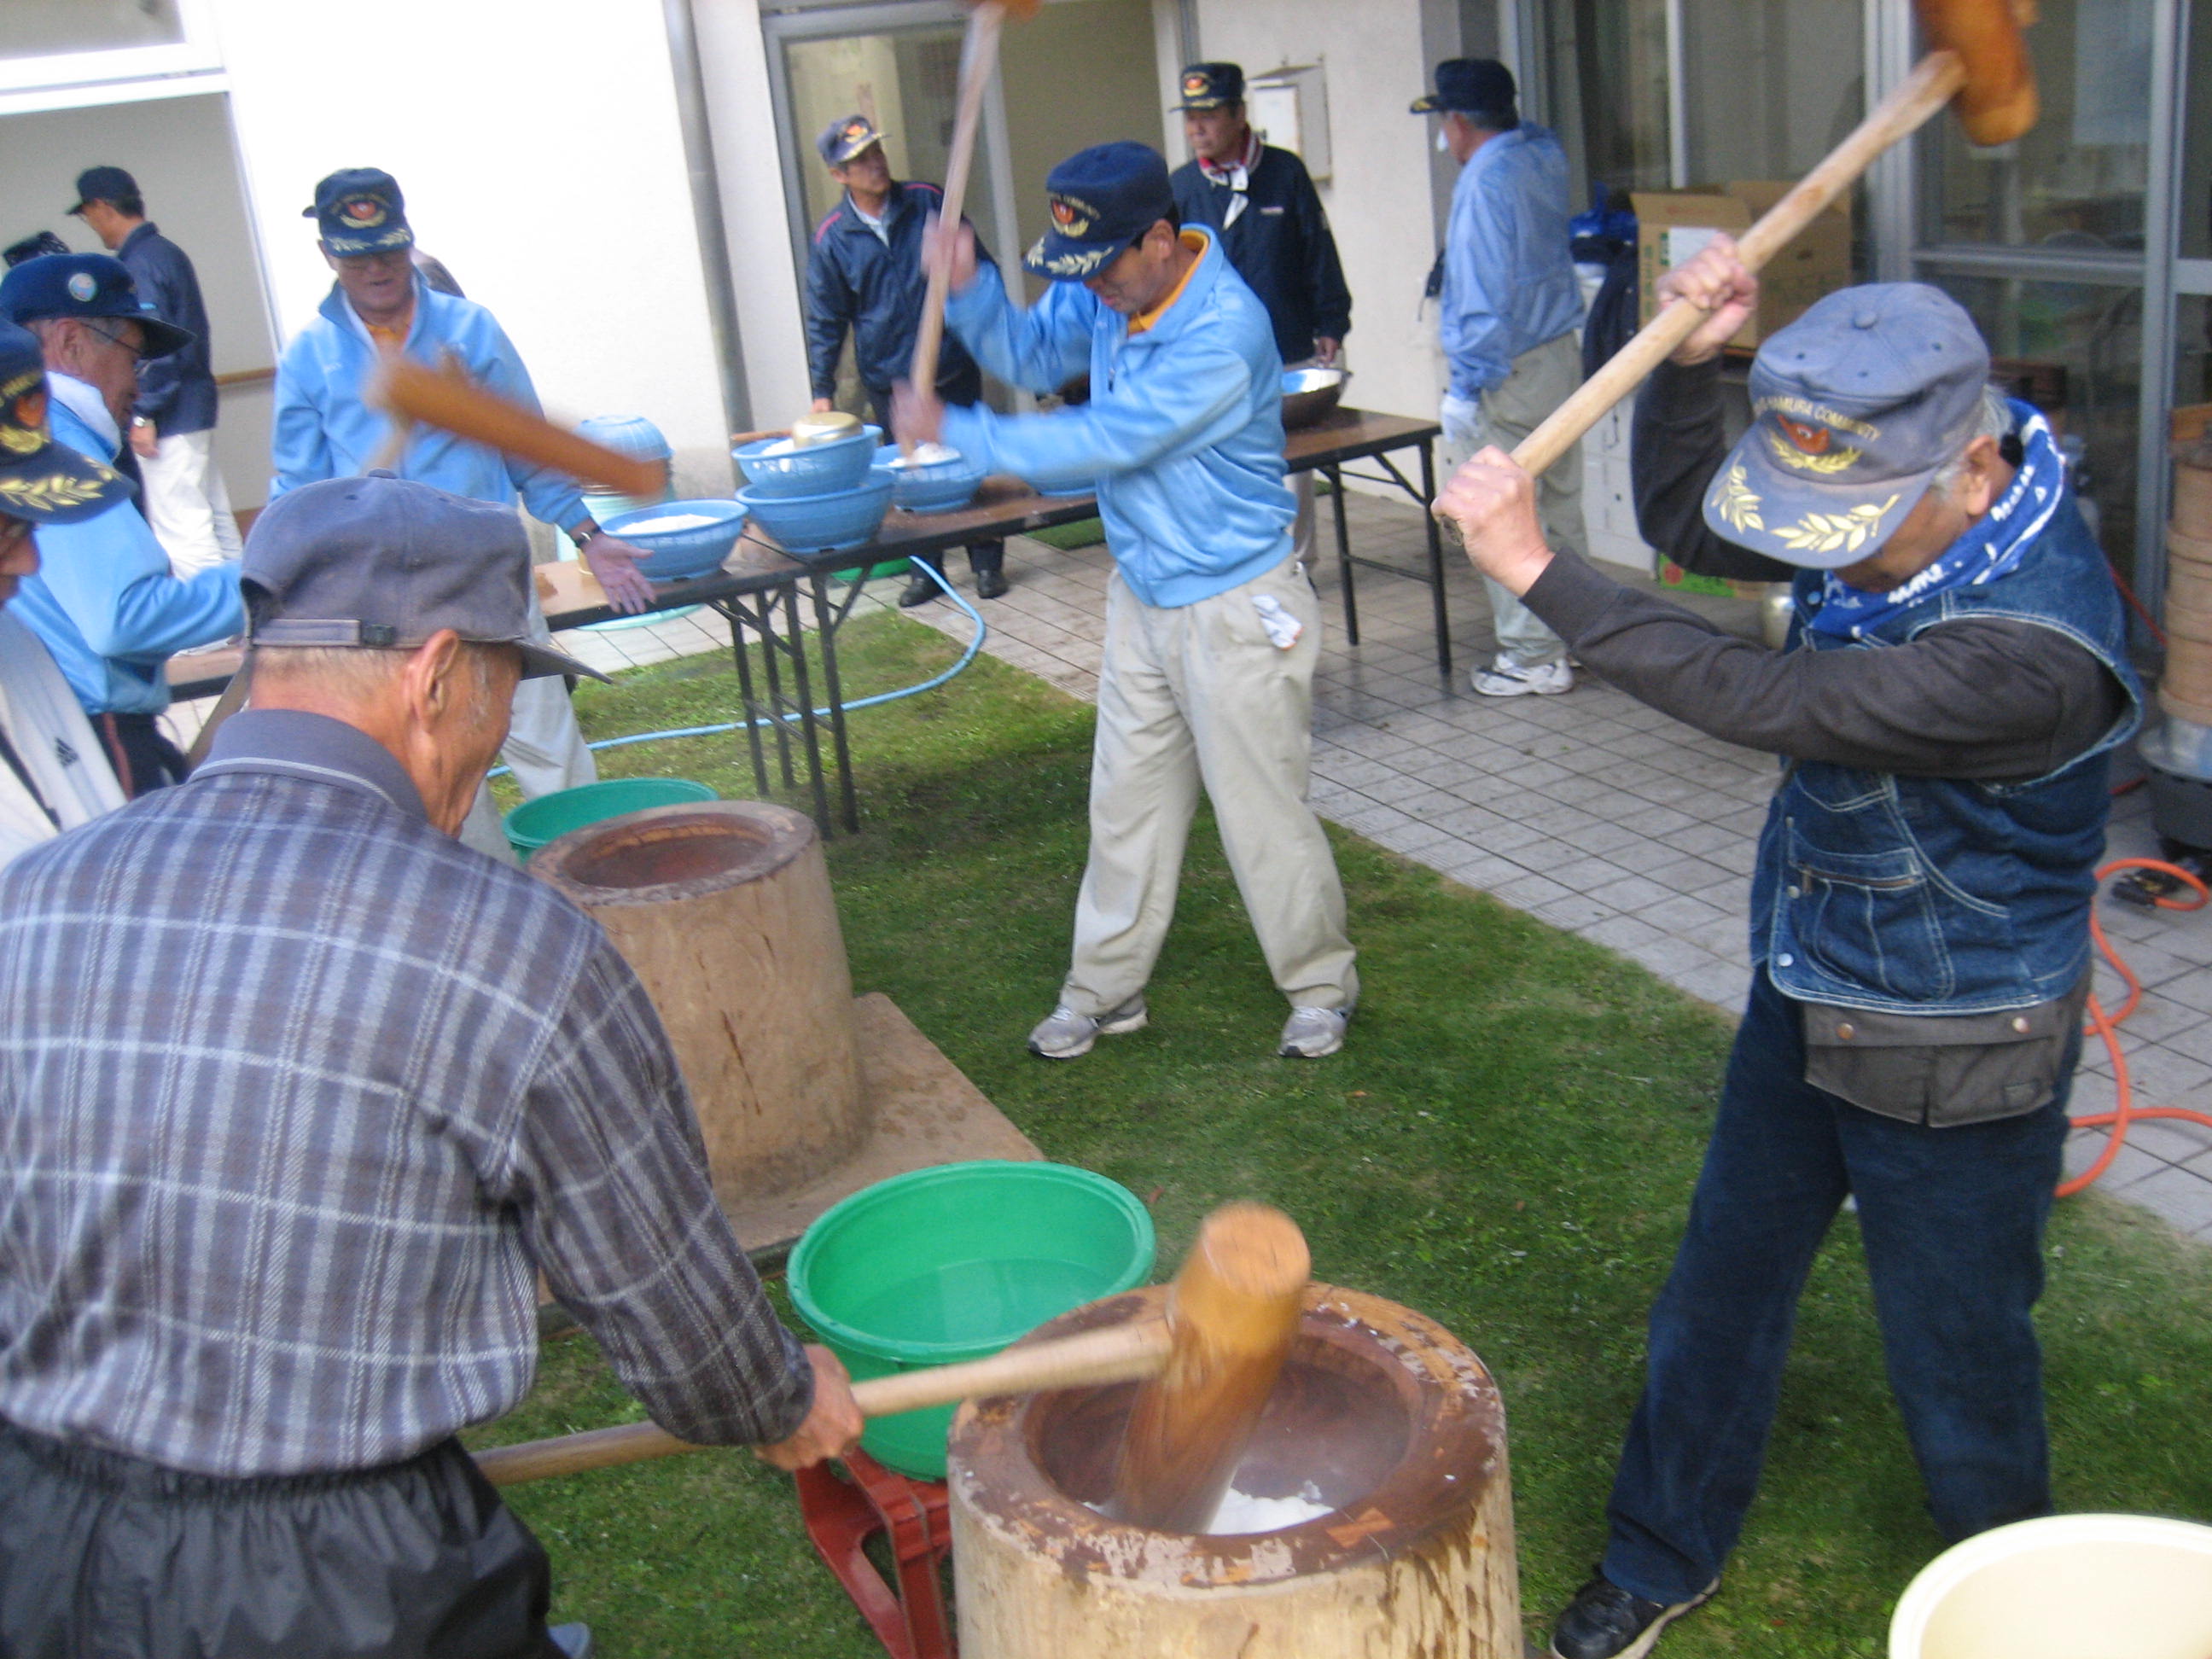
[489, 561, 987, 777]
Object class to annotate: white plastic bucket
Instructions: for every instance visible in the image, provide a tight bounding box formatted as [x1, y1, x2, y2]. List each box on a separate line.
[1889, 1513, 2212, 1659]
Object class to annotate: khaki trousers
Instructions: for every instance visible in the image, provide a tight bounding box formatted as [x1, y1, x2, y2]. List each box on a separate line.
[141, 428, 243, 579]
[1062, 555, 1357, 1017]
[1447, 329, 1588, 667]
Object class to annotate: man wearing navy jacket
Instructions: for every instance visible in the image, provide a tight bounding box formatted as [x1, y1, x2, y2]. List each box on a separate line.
[1168, 63, 1349, 373]
[804, 114, 1006, 605]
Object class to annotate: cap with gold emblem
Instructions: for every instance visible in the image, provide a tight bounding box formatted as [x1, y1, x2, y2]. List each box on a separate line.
[817, 114, 886, 168]
[1175, 62, 1244, 111]
[303, 167, 414, 257]
[0, 317, 131, 527]
[1022, 142, 1177, 282]
[1703, 283, 1993, 569]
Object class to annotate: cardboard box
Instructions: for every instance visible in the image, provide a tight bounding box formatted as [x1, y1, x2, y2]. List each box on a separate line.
[1630, 181, 1853, 347]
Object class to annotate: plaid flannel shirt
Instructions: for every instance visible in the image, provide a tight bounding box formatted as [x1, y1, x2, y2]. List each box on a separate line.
[0, 710, 811, 1476]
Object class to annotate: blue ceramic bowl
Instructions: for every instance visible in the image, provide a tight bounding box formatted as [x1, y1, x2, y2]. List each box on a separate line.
[600, 499, 748, 582]
[874, 443, 985, 515]
[733, 426, 883, 498]
[736, 468, 897, 553]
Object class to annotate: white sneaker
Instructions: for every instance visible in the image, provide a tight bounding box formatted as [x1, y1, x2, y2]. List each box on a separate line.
[1027, 996, 1148, 1060]
[1471, 655, 1574, 697]
[1278, 1004, 1351, 1058]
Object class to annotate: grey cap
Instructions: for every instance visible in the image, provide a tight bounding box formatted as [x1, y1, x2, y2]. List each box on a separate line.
[1703, 283, 1993, 569]
[242, 471, 608, 681]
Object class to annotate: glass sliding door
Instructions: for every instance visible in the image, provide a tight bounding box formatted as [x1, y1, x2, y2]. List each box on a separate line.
[1909, 0, 2156, 569]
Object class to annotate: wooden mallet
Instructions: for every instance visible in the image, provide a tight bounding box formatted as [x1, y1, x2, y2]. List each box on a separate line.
[367, 353, 667, 501]
[1495, 0, 2039, 484]
[1108, 1201, 1309, 1531]
[470, 1201, 1307, 1493]
[899, 0, 1042, 457]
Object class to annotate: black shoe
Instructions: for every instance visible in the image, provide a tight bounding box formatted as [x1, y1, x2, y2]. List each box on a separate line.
[975, 567, 1010, 600]
[1550, 1573, 1716, 1659]
[899, 574, 941, 608]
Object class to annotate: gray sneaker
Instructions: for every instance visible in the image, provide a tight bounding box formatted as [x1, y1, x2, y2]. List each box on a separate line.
[1027, 996, 1148, 1060]
[549, 1627, 594, 1659]
[1471, 655, 1574, 697]
[1278, 1004, 1351, 1058]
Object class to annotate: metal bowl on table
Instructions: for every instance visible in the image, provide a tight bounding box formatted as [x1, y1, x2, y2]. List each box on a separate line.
[599, 498, 748, 582]
[1281, 366, 1348, 430]
[736, 466, 898, 553]
[875, 443, 986, 515]
[733, 425, 884, 498]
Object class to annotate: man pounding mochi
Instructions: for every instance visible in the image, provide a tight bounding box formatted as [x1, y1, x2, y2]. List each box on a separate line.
[273, 166, 655, 859]
[0, 472, 860, 1658]
[1437, 239, 2138, 1659]
[897, 141, 1356, 1061]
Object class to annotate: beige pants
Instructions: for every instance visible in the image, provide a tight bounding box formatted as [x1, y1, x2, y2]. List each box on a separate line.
[1062, 555, 1357, 1017]
[1447, 329, 1588, 667]
[141, 428, 242, 578]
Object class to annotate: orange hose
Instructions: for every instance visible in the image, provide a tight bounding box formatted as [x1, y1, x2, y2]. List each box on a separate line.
[2058, 858, 2212, 1197]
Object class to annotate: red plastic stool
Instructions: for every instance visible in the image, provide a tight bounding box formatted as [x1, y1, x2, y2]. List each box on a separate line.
[795, 1448, 956, 1659]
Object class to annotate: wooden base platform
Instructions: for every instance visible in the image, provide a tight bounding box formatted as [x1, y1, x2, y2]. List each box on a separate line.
[726, 991, 1039, 1256]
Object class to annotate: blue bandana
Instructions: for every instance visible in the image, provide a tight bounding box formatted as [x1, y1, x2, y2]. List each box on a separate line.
[1807, 400, 2064, 640]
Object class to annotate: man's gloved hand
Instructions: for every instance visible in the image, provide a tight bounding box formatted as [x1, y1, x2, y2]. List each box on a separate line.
[1440, 392, 1486, 453]
[579, 532, 656, 614]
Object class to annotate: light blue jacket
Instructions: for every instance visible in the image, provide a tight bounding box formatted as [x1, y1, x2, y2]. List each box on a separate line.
[272, 276, 587, 532]
[9, 396, 241, 717]
[1441, 124, 1584, 399]
[940, 230, 1294, 608]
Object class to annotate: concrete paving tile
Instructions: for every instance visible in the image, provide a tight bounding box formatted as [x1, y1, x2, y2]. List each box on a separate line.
[2100, 990, 2203, 1045]
[1533, 893, 1619, 931]
[1578, 913, 1668, 954]
[1639, 892, 1732, 934]
[2116, 1111, 2212, 1167]
[1621, 934, 1732, 982]
[2061, 1130, 2166, 1186]
[1491, 870, 1575, 911]
[1554, 818, 1649, 858]
[2105, 1165, 2212, 1236]
[1437, 852, 1532, 892]
[1373, 818, 1462, 856]
[1674, 958, 1753, 1011]
[1585, 874, 1680, 914]
[2110, 1042, 2212, 1103]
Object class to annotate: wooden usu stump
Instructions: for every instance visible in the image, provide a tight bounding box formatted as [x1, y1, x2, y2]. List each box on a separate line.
[949, 1284, 1522, 1658]
[532, 800, 868, 1210]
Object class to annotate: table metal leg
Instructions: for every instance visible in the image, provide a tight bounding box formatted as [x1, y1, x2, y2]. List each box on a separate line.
[1420, 439, 1452, 679]
[810, 574, 861, 834]
[723, 599, 770, 795]
[781, 579, 833, 833]
[1328, 463, 1359, 647]
[756, 596, 797, 789]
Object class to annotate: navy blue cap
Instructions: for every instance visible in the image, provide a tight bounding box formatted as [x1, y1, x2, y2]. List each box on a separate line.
[66, 166, 139, 216]
[0, 317, 131, 527]
[1703, 284, 1994, 569]
[1411, 59, 1517, 116]
[1023, 143, 1178, 282]
[242, 472, 605, 681]
[303, 168, 413, 256]
[0, 253, 193, 358]
[818, 114, 885, 168]
[1176, 62, 1245, 110]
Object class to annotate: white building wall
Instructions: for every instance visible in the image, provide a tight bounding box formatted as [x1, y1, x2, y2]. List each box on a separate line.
[692, 0, 815, 435]
[204, 0, 734, 492]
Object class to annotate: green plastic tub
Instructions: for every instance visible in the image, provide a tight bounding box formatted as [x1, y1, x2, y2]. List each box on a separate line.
[789, 1161, 1155, 1479]
[504, 777, 717, 859]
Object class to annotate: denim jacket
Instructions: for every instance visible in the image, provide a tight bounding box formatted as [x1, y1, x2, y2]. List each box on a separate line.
[1751, 497, 2142, 1016]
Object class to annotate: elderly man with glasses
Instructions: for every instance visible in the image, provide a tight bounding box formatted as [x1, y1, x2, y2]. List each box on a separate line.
[0, 253, 242, 795]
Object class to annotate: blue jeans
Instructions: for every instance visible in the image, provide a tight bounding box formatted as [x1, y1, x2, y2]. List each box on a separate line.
[1602, 969, 2072, 1606]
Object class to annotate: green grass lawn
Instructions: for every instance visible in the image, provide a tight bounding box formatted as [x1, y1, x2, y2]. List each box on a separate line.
[471, 611, 2212, 1656]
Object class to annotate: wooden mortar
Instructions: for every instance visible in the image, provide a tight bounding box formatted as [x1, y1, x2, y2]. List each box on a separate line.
[949, 1284, 1521, 1658]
